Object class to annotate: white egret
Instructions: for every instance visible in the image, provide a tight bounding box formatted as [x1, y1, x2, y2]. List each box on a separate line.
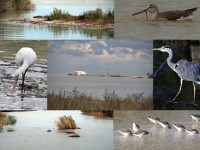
[12, 47, 37, 94]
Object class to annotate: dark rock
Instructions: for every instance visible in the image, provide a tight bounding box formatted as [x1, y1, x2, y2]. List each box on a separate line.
[69, 134, 80, 137]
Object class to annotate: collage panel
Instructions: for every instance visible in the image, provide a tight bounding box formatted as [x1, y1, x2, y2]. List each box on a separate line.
[0, 0, 114, 40]
[0, 40, 47, 110]
[0, 110, 113, 150]
[114, 110, 200, 150]
[115, 0, 200, 39]
[47, 40, 153, 110]
[153, 40, 200, 110]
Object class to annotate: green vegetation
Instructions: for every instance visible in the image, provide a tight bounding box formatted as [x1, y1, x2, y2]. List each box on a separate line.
[47, 8, 114, 24]
[48, 88, 152, 110]
[0, 0, 35, 13]
[0, 112, 17, 132]
[55, 115, 77, 130]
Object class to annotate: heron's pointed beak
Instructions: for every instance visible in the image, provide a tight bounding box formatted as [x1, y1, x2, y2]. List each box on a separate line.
[153, 48, 162, 51]
[132, 7, 150, 16]
[12, 75, 19, 93]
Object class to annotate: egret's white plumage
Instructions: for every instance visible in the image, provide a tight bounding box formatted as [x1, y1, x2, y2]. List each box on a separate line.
[12, 47, 37, 93]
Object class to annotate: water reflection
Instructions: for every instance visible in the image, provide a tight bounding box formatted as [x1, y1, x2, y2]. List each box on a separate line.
[0, 0, 114, 40]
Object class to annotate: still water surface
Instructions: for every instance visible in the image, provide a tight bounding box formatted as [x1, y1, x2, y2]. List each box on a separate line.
[0, 0, 114, 40]
[115, 0, 200, 39]
[114, 110, 200, 150]
[48, 74, 153, 99]
[0, 111, 113, 150]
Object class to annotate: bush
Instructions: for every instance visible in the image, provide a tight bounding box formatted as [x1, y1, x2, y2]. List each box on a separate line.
[47, 8, 71, 21]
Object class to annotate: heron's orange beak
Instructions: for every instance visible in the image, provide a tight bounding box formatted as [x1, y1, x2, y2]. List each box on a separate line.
[153, 48, 162, 51]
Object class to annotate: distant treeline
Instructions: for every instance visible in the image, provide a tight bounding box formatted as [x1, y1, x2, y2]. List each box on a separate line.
[0, 0, 35, 13]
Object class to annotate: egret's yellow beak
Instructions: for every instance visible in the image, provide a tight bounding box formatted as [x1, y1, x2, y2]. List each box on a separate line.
[153, 48, 162, 51]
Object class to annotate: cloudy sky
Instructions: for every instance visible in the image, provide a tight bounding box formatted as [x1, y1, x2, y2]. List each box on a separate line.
[48, 40, 153, 75]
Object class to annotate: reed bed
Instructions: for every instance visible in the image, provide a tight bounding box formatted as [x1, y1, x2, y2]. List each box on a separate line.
[81, 110, 113, 117]
[48, 88, 153, 110]
[47, 8, 114, 23]
[0, 0, 35, 13]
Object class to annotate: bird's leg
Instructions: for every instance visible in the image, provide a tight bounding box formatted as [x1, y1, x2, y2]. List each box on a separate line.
[21, 69, 28, 94]
[192, 82, 196, 104]
[171, 79, 183, 102]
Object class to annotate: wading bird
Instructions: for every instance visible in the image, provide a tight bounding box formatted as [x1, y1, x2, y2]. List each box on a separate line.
[12, 47, 37, 94]
[118, 130, 133, 136]
[132, 130, 152, 137]
[132, 4, 198, 21]
[153, 45, 200, 104]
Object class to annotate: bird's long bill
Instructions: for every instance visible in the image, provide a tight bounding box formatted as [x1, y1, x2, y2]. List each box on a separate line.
[132, 7, 150, 16]
[153, 48, 162, 51]
[12, 75, 19, 93]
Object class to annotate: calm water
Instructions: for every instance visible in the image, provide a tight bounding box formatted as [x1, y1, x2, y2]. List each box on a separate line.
[0, 0, 114, 40]
[48, 75, 153, 99]
[0, 41, 47, 110]
[153, 41, 200, 110]
[0, 111, 113, 150]
[115, 0, 200, 39]
[114, 110, 200, 150]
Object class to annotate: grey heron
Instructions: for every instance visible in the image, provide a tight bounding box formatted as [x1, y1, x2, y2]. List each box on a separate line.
[153, 45, 200, 104]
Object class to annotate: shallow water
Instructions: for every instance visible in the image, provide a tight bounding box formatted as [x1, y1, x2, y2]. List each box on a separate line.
[114, 110, 200, 150]
[0, 0, 114, 40]
[115, 0, 200, 39]
[48, 74, 153, 99]
[0, 41, 47, 110]
[0, 111, 113, 150]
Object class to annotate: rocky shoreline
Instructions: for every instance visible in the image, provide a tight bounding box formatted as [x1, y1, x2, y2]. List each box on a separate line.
[10, 16, 114, 30]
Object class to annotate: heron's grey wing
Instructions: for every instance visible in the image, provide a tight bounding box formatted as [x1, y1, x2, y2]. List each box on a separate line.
[159, 8, 198, 20]
[175, 60, 200, 82]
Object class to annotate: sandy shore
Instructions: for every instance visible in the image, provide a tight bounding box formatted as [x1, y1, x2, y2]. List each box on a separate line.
[10, 17, 114, 30]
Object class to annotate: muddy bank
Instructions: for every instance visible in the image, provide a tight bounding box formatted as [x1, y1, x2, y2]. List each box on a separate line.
[10, 17, 114, 30]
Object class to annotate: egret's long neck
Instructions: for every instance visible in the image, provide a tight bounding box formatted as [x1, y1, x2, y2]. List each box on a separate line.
[15, 60, 29, 76]
[166, 49, 176, 71]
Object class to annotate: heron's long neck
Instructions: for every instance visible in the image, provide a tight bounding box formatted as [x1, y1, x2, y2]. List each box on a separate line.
[166, 49, 176, 71]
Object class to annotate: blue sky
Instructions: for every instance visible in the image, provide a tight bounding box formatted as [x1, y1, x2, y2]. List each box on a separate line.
[48, 40, 153, 75]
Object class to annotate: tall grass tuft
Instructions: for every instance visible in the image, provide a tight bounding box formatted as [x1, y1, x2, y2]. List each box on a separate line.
[55, 115, 77, 129]
[47, 8, 72, 21]
[48, 88, 153, 110]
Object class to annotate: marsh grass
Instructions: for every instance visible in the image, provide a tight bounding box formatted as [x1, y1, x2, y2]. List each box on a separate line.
[48, 88, 153, 110]
[47, 8, 114, 23]
[55, 115, 77, 130]
[81, 110, 113, 117]
[0, 0, 35, 13]
[47, 8, 72, 21]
